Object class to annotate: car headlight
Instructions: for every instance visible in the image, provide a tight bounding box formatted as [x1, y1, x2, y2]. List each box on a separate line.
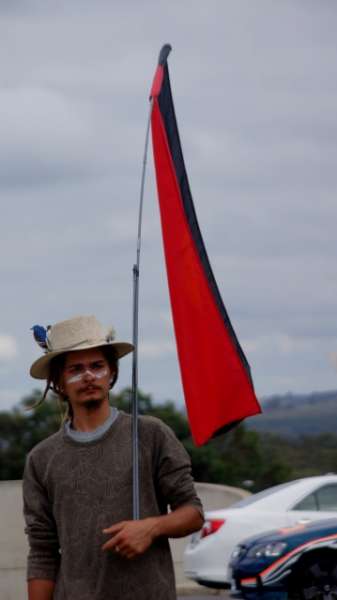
[247, 542, 287, 559]
[231, 545, 245, 559]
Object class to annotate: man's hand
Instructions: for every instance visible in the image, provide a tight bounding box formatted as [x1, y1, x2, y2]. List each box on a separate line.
[28, 579, 55, 600]
[102, 518, 157, 559]
[102, 506, 203, 560]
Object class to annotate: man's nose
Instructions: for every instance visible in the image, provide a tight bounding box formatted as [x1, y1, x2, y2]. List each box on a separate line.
[83, 369, 95, 381]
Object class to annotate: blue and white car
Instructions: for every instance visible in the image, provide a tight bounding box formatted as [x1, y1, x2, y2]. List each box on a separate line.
[184, 475, 337, 589]
[229, 518, 337, 599]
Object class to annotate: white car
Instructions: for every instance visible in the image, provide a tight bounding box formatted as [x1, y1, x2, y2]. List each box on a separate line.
[184, 474, 337, 589]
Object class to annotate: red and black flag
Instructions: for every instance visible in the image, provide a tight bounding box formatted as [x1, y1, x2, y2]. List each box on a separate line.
[150, 45, 261, 446]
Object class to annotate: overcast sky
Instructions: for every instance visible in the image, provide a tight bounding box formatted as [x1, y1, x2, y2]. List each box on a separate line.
[1, 0, 337, 412]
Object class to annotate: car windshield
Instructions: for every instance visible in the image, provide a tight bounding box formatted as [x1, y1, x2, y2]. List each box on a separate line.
[232, 480, 301, 508]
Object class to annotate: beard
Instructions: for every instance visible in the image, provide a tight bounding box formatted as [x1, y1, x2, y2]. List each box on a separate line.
[65, 381, 111, 418]
[76, 385, 107, 409]
[81, 398, 103, 411]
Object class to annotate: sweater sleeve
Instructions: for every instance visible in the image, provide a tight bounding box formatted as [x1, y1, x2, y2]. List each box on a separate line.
[153, 420, 204, 518]
[23, 452, 60, 581]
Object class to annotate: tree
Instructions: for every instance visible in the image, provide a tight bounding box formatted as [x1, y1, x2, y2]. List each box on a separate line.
[0, 387, 336, 490]
[0, 389, 61, 479]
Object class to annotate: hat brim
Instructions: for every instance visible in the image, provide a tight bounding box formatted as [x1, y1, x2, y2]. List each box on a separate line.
[30, 340, 134, 380]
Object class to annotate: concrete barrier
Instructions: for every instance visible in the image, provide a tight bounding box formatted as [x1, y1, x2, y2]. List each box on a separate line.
[0, 481, 28, 600]
[0, 480, 248, 598]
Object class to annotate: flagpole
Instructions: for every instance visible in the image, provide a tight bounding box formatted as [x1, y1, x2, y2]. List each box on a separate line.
[131, 98, 153, 520]
[131, 43, 172, 520]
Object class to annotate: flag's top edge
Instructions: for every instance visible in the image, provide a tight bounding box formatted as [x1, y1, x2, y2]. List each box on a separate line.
[158, 44, 172, 66]
[150, 45, 172, 99]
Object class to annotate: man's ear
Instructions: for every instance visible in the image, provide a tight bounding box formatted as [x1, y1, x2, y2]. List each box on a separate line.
[59, 370, 66, 393]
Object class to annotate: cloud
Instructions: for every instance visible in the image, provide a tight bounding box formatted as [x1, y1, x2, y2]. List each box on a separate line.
[242, 333, 316, 357]
[329, 352, 337, 371]
[139, 339, 175, 359]
[0, 388, 23, 411]
[0, 87, 102, 186]
[0, 335, 18, 360]
[105, 210, 159, 244]
[0, 0, 337, 408]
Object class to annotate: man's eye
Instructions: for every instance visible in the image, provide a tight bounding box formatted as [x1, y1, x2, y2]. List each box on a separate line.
[69, 366, 82, 374]
[92, 363, 104, 371]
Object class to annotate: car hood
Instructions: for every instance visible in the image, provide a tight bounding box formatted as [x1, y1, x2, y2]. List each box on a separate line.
[239, 517, 337, 551]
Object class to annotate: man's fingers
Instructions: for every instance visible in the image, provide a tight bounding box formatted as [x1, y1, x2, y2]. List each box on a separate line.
[102, 532, 124, 552]
[102, 538, 118, 552]
[101, 538, 135, 559]
[101, 519, 152, 557]
[102, 522, 125, 535]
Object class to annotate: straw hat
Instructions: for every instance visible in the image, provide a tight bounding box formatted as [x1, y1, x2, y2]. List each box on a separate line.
[30, 315, 134, 380]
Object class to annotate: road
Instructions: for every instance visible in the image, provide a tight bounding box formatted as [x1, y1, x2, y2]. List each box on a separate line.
[177, 592, 231, 599]
[177, 592, 230, 600]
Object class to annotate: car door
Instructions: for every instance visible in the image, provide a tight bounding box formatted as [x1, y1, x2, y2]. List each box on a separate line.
[287, 483, 337, 525]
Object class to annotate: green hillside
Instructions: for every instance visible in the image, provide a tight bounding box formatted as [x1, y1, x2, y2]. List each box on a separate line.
[247, 390, 337, 437]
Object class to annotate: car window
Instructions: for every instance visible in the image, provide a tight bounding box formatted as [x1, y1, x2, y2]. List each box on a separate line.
[316, 485, 337, 512]
[293, 492, 318, 511]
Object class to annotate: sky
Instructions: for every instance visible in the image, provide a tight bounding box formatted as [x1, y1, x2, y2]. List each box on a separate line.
[1, 0, 337, 411]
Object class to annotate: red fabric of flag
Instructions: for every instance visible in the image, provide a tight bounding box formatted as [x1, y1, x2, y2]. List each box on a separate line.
[150, 53, 261, 445]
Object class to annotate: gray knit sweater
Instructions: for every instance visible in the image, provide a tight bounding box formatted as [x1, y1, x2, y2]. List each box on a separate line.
[23, 411, 203, 600]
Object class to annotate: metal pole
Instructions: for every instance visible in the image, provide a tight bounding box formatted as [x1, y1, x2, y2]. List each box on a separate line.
[131, 98, 153, 520]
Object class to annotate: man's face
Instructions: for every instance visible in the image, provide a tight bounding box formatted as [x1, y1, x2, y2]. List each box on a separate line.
[61, 347, 113, 410]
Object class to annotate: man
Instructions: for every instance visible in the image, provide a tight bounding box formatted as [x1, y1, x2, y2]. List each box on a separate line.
[23, 315, 203, 600]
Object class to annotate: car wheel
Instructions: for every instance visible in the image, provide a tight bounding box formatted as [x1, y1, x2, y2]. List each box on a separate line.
[291, 552, 337, 600]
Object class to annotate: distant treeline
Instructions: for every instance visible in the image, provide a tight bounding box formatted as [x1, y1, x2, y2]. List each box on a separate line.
[0, 388, 336, 491]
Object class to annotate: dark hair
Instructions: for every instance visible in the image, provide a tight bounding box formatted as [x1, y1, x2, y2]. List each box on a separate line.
[39, 345, 119, 420]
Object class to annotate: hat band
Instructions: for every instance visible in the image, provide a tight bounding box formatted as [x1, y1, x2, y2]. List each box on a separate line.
[46, 337, 108, 354]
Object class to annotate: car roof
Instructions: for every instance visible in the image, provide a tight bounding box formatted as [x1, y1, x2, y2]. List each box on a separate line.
[207, 475, 337, 516]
